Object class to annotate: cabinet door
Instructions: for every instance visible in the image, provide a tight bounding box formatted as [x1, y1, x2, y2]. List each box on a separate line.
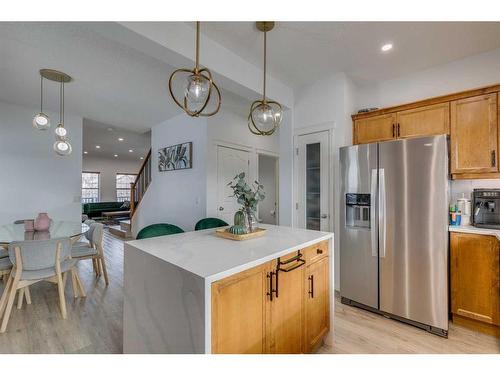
[211, 263, 270, 353]
[450, 93, 498, 174]
[396, 102, 450, 139]
[451, 233, 500, 326]
[354, 113, 396, 144]
[304, 257, 330, 352]
[268, 254, 305, 353]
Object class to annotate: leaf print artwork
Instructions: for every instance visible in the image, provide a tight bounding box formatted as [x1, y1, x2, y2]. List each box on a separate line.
[158, 142, 192, 171]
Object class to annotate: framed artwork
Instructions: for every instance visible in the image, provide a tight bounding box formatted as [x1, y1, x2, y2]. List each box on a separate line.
[158, 142, 192, 172]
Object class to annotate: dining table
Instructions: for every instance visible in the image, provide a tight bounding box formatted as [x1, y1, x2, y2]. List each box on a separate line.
[0, 221, 89, 246]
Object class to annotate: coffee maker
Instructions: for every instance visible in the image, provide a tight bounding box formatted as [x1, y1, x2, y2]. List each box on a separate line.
[472, 189, 500, 229]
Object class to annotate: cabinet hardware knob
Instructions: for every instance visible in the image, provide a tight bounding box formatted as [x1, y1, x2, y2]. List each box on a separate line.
[219, 206, 224, 211]
[316, 248, 323, 254]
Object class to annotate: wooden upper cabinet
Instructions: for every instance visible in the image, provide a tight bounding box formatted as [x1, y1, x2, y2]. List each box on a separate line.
[354, 113, 396, 144]
[450, 93, 498, 174]
[396, 102, 450, 139]
[451, 232, 500, 327]
[211, 263, 269, 354]
[304, 257, 330, 352]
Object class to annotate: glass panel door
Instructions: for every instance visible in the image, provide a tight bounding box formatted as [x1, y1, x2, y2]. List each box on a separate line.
[306, 143, 321, 230]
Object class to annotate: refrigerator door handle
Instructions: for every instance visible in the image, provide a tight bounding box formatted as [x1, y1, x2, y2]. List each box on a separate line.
[370, 169, 378, 257]
[379, 168, 386, 258]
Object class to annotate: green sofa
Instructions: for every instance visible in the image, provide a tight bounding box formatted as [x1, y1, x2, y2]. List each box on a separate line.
[82, 202, 129, 219]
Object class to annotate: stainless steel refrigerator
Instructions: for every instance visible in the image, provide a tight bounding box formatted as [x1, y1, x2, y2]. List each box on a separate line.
[339, 135, 449, 336]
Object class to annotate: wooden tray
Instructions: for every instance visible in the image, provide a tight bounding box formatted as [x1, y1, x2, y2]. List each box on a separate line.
[215, 227, 267, 241]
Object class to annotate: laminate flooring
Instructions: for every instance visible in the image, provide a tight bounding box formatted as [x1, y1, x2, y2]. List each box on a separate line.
[0, 231, 498, 354]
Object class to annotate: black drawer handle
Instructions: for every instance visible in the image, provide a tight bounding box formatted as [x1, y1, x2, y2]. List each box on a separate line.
[316, 248, 323, 255]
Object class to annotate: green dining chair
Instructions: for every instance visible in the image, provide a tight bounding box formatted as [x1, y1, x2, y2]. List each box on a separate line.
[194, 218, 229, 231]
[136, 223, 184, 240]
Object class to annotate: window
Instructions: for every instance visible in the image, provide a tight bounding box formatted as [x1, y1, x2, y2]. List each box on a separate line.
[82, 172, 100, 203]
[116, 174, 136, 202]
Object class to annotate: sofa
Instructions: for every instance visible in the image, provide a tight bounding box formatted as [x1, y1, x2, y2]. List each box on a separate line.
[82, 201, 129, 219]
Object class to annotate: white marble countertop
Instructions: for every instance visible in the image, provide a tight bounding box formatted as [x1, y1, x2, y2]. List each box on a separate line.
[126, 224, 334, 282]
[449, 225, 500, 240]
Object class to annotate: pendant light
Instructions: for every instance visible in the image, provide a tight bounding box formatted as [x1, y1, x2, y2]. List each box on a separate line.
[53, 79, 72, 156]
[248, 21, 283, 136]
[34, 69, 73, 156]
[168, 22, 221, 117]
[32, 75, 50, 130]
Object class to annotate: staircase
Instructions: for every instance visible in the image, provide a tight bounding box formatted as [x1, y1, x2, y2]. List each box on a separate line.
[109, 149, 152, 239]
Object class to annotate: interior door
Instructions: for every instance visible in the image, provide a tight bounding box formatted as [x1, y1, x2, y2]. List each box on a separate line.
[217, 146, 251, 224]
[258, 154, 279, 225]
[297, 131, 329, 231]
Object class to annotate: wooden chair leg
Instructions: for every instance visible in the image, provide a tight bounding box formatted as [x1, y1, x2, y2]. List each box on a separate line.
[93, 258, 99, 277]
[1, 276, 20, 333]
[24, 287, 31, 305]
[56, 272, 67, 319]
[73, 268, 86, 298]
[100, 256, 109, 286]
[0, 274, 13, 317]
[70, 269, 78, 298]
[16, 288, 24, 310]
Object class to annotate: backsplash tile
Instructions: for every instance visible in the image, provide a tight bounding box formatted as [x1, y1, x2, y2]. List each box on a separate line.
[450, 179, 500, 202]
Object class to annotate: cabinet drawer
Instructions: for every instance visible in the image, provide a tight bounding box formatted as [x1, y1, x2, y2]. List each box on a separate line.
[303, 240, 329, 264]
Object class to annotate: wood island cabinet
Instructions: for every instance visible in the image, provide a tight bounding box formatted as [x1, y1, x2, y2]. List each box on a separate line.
[211, 240, 330, 354]
[450, 232, 500, 338]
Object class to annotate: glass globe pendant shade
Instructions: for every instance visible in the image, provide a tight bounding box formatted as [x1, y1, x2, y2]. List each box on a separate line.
[33, 112, 51, 130]
[53, 138, 72, 156]
[253, 103, 276, 133]
[185, 74, 210, 105]
[54, 123, 67, 137]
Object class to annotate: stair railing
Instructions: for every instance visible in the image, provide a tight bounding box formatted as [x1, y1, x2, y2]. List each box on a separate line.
[130, 149, 152, 217]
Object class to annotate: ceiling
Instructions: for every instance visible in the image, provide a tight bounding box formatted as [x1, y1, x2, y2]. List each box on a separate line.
[201, 22, 500, 88]
[82, 119, 150, 161]
[0, 22, 182, 132]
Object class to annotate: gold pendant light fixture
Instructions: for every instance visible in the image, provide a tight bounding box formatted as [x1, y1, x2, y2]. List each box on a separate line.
[168, 22, 221, 117]
[248, 21, 283, 136]
[34, 69, 73, 156]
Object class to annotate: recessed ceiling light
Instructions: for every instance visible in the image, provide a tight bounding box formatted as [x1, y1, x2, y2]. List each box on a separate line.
[381, 43, 393, 52]
[114, 154, 118, 157]
[128, 149, 133, 153]
[140, 156, 144, 160]
[95, 145, 101, 149]
[107, 127, 114, 131]
[118, 138, 124, 142]
[83, 151, 88, 154]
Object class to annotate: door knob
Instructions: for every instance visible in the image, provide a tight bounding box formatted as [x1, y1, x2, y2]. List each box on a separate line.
[320, 214, 328, 219]
[219, 206, 224, 211]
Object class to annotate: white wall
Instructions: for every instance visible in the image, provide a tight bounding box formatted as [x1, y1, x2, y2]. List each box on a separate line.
[355, 48, 500, 110]
[258, 154, 278, 225]
[0, 101, 82, 225]
[82, 156, 142, 202]
[293, 73, 355, 290]
[132, 113, 207, 235]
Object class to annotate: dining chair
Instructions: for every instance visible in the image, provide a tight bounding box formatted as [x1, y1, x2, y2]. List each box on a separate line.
[71, 223, 109, 285]
[0, 257, 31, 308]
[195, 218, 229, 231]
[0, 237, 86, 333]
[136, 223, 184, 240]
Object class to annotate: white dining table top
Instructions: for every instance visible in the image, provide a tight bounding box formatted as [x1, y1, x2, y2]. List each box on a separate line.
[0, 221, 89, 244]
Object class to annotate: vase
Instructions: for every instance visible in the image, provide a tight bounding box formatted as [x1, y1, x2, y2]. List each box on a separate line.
[244, 207, 258, 233]
[34, 213, 50, 231]
[24, 219, 34, 232]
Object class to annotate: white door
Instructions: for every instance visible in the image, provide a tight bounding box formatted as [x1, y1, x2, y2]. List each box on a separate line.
[258, 154, 279, 225]
[296, 131, 330, 231]
[217, 146, 251, 224]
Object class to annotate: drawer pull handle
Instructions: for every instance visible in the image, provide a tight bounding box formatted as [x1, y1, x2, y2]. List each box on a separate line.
[308, 275, 314, 298]
[266, 271, 278, 301]
[316, 248, 323, 254]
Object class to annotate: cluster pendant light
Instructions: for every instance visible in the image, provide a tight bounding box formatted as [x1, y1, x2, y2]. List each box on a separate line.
[248, 22, 283, 136]
[168, 22, 221, 117]
[33, 69, 73, 156]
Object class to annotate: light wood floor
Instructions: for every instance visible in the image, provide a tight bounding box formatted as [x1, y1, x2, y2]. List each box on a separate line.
[0, 230, 498, 354]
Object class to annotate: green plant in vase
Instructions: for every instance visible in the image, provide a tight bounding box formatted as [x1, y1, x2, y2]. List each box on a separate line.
[227, 172, 265, 233]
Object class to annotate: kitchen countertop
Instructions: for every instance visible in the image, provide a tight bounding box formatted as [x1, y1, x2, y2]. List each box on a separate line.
[449, 225, 500, 240]
[125, 224, 334, 282]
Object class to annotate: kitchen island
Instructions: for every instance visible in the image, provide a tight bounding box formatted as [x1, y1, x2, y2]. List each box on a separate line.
[123, 224, 334, 354]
